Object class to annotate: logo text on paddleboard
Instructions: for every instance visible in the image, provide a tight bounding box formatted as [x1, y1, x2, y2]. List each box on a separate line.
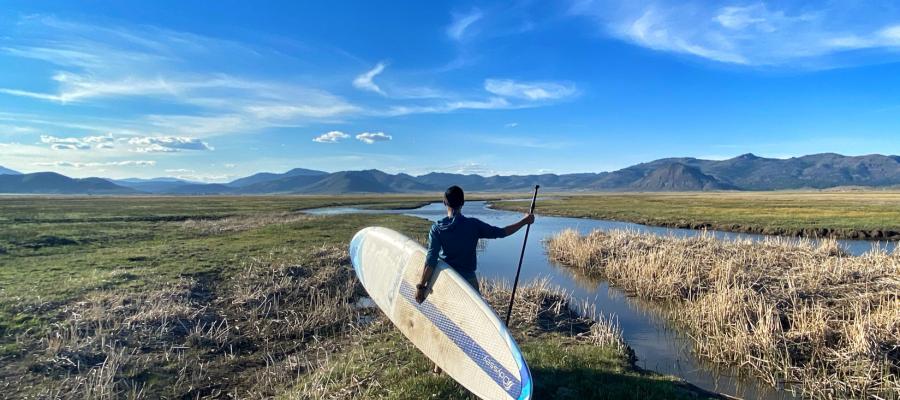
[483, 354, 514, 390]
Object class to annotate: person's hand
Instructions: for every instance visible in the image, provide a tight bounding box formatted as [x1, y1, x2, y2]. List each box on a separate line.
[415, 284, 428, 303]
[522, 213, 535, 225]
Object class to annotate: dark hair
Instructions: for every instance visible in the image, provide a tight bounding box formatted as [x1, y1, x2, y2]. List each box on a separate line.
[443, 185, 464, 209]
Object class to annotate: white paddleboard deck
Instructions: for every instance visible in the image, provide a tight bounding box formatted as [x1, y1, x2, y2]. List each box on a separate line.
[350, 227, 532, 400]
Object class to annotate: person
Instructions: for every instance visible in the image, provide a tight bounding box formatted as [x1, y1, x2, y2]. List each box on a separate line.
[415, 185, 535, 304]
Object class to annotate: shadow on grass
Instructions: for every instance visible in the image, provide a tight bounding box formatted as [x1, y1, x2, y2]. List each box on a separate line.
[522, 336, 720, 400]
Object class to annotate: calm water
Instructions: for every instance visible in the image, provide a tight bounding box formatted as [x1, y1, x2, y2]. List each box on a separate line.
[307, 201, 896, 399]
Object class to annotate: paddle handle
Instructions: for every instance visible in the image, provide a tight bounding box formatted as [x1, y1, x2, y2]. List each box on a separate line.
[504, 185, 539, 325]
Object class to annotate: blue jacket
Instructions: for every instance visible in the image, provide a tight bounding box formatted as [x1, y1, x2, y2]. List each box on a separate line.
[424, 213, 508, 274]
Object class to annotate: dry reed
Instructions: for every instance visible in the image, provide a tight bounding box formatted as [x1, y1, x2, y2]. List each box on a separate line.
[547, 228, 900, 399]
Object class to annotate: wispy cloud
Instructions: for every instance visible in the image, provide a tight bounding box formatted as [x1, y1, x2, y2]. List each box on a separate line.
[0, 16, 362, 136]
[313, 131, 350, 143]
[383, 97, 512, 116]
[569, 0, 900, 67]
[447, 9, 484, 40]
[352, 62, 387, 95]
[33, 160, 156, 168]
[484, 79, 577, 100]
[356, 132, 392, 144]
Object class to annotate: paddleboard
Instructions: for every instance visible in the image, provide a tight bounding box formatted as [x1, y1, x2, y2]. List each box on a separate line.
[350, 227, 532, 400]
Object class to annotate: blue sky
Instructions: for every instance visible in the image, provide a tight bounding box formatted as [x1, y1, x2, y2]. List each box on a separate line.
[1, 1, 900, 181]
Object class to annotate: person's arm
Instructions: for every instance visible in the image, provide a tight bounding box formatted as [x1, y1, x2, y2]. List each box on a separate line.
[416, 264, 435, 303]
[416, 226, 441, 303]
[502, 213, 535, 237]
[476, 213, 535, 240]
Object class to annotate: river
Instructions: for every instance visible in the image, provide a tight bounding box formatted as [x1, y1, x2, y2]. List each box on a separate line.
[306, 200, 896, 399]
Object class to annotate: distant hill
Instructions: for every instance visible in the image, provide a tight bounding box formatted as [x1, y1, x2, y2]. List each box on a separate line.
[237, 174, 330, 194]
[228, 168, 328, 188]
[6, 153, 900, 194]
[0, 165, 21, 175]
[636, 153, 900, 190]
[283, 170, 433, 194]
[0, 172, 135, 194]
[628, 163, 735, 191]
[111, 177, 198, 193]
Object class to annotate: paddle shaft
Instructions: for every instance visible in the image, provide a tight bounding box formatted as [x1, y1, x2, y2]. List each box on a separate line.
[504, 185, 539, 325]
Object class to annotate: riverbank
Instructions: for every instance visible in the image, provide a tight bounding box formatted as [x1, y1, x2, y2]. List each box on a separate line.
[546, 229, 900, 399]
[0, 196, 714, 399]
[490, 192, 900, 241]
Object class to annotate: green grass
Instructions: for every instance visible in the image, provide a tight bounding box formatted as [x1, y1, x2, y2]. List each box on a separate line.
[0, 195, 715, 398]
[0, 196, 434, 337]
[494, 192, 900, 239]
[296, 323, 713, 400]
[521, 335, 710, 399]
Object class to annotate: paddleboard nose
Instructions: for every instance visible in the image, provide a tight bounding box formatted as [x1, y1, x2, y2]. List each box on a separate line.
[349, 228, 368, 284]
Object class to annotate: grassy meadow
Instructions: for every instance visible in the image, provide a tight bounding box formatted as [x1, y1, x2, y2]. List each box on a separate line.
[0, 196, 712, 399]
[494, 192, 900, 240]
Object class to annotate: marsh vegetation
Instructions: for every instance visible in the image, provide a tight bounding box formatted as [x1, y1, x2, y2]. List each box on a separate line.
[547, 229, 900, 399]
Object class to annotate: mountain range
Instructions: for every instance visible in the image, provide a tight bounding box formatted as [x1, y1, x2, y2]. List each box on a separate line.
[3, 153, 900, 194]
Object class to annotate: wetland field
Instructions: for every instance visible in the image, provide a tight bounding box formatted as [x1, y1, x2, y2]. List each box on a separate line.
[0, 195, 710, 399]
[2, 192, 898, 399]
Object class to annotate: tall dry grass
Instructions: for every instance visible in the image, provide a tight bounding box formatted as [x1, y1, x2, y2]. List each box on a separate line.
[547, 229, 900, 399]
[14, 244, 363, 399]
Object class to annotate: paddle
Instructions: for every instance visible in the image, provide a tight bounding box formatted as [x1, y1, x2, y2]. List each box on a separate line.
[504, 185, 539, 326]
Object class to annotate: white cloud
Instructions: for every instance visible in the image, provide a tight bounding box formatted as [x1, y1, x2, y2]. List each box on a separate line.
[313, 131, 350, 143]
[50, 143, 87, 150]
[165, 168, 194, 173]
[166, 173, 237, 183]
[82, 133, 114, 143]
[484, 79, 577, 100]
[454, 162, 496, 175]
[505, 122, 519, 128]
[33, 160, 156, 168]
[353, 62, 387, 95]
[223, 163, 236, 168]
[40, 135, 90, 150]
[128, 136, 213, 152]
[356, 132, 392, 144]
[569, 1, 900, 67]
[447, 9, 484, 40]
